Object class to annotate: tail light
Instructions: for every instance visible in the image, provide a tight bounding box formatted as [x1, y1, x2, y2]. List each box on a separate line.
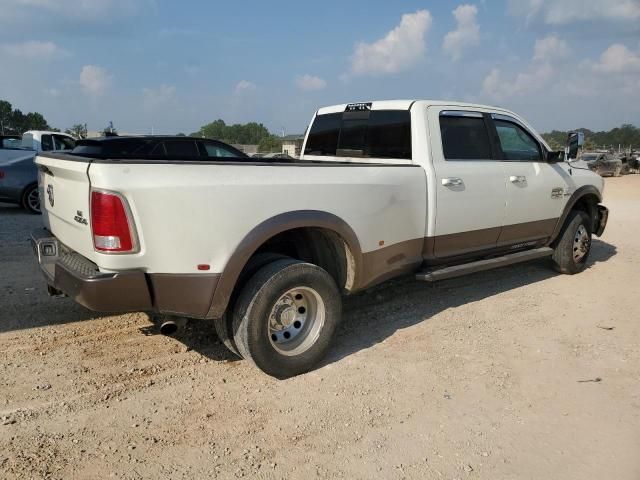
[0, 170, 5, 179]
[90, 190, 138, 253]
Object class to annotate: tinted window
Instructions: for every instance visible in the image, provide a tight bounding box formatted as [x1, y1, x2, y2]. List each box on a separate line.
[368, 111, 412, 159]
[337, 116, 367, 157]
[439, 115, 492, 160]
[494, 120, 541, 161]
[304, 110, 411, 160]
[164, 140, 199, 157]
[41, 134, 54, 151]
[200, 141, 243, 158]
[53, 135, 76, 150]
[1, 137, 21, 148]
[304, 113, 341, 156]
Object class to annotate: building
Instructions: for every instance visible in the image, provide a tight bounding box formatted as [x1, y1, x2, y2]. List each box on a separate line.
[281, 134, 304, 158]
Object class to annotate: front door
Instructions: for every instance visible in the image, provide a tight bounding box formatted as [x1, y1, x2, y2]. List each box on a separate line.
[429, 109, 507, 258]
[489, 114, 567, 247]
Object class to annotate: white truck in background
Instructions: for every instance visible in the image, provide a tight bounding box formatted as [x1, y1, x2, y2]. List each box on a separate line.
[31, 100, 608, 378]
[0, 131, 75, 163]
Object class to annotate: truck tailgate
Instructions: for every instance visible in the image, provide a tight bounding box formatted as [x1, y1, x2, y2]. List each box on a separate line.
[36, 154, 96, 262]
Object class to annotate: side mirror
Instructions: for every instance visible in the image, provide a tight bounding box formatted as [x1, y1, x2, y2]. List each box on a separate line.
[547, 150, 565, 163]
[566, 131, 584, 160]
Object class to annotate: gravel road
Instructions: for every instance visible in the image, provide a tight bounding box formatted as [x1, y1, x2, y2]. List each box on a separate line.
[1, 176, 639, 479]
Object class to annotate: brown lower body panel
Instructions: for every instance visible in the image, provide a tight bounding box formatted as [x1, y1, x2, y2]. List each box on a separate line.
[358, 238, 425, 289]
[149, 273, 220, 318]
[423, 218, 558, 259]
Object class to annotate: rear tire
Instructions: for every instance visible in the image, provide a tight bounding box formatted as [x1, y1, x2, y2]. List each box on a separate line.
[214, 253, 289, 358]
[21, 184, 41, 214]
[552, 210, 592, 274]
[232, 258, 341, 379]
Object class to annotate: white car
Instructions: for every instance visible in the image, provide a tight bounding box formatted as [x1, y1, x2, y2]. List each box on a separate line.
[31, 101, 608, 378]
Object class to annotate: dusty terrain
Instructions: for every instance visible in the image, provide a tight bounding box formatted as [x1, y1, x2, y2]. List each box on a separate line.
[1, 176, 639, 480]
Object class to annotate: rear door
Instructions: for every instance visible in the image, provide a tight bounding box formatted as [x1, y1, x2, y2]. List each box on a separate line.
[489, 114, 566, 247]
[428, 108, 507, 257]
[37, 154, 96, 261]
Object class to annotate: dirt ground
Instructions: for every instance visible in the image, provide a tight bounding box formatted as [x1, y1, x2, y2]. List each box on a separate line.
[1, 176, 639, 480]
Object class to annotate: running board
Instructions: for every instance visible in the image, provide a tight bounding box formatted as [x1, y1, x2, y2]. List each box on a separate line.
[416, 247, 553, 282]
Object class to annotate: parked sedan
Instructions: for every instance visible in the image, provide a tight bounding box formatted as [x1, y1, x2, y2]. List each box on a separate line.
[580, 152, 622, 177]
[0, 151, 41, 213]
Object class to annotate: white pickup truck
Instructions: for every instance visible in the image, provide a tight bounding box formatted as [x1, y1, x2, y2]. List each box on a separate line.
[32, 101, 608, 378]
[0, 131, 75, 163]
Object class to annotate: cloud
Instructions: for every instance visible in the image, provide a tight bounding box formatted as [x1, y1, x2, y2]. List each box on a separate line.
[0, 41, 70, 60]
[509, 0, 640, 25]
[234, 80, 256, 94]
[295, 74, 327, 91]
[79, 65, 112, 96]
[482, 35, 566, 100]
[533, 34, 570, 62]
[350, 10, 432, 76]
[591, 44, 640, 74]
[443, 4, 480, 61]
[143, 84, 176, 108]
[482, 64, 554, 100]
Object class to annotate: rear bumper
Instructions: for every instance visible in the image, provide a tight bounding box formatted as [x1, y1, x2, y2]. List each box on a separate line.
[31, 229, 220, 317]
[31, 229, 152, 312]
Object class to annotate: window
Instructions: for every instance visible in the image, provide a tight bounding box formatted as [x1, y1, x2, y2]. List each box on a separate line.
[200, 141, 240, 158]
[53, 135, 76, 150]
[304, 113, 341, 156]
[439, 115, 492, 160]
[41, 134, 54, 151]
[494, 120, 541, 161]
[164, 140, 199, 157]
[303, 110, 412, 160]
[1, 138, 20, 149]
[367, 111, 412, 159]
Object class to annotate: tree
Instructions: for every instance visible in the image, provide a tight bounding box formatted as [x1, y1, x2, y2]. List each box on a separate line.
[66, 124, 88, 139]
[258, 135, 282, 153]
[0, 100, 12, 135]
[190, 118, 277, 147]
[542, 124, 640, 151]
[0, 98, 51, 134]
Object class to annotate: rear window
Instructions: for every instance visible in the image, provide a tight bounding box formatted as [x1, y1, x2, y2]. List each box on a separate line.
[1, 137, 21, 149]
[164, 140, 199, 157]
[70, 138, 248, 160]
[439, 115, 492, 160]
[304, 110, 412, 160]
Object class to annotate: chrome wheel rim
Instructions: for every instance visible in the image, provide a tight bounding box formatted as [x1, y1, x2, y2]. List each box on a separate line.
[268, 286, 325, 356]
[27, 188, 41, 213]
[573, 225, 590, 262]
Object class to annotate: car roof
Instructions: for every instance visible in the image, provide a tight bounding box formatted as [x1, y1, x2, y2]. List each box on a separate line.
[316, 99, 519, 115]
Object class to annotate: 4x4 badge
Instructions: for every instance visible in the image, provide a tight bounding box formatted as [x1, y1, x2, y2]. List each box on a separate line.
[46, 184, 54, 207]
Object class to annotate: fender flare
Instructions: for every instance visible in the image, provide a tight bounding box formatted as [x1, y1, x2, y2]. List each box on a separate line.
[206, 210, 363, 319]
[548, 185, 602, 245]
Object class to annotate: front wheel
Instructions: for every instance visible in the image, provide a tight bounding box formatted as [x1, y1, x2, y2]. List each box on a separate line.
[232, 258, 341, 378]
[21, 184, 41, 214]
[552, 211, 592, 274]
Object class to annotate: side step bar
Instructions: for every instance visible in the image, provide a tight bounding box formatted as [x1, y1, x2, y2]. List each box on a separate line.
[416, 247, 553, 282]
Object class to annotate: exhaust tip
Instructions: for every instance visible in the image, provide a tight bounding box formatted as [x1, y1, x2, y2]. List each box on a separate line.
[160, 321, 178, 336]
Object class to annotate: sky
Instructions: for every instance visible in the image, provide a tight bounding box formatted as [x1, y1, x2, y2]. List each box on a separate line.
[0, 0, 639, 136]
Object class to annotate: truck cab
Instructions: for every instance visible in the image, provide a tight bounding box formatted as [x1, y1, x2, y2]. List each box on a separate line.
[301, 100, 605, 261]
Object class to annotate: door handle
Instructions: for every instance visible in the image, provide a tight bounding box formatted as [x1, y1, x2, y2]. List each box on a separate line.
[509, 175, 526, 184]
[442, 177, 463, 187]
